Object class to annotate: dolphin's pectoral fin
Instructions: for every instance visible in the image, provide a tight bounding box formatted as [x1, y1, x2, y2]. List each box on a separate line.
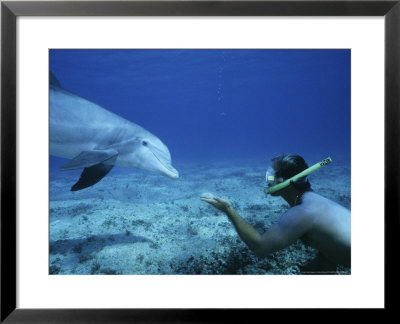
[61, 150, 119, 191]
[60, 149, 118, 170]
[70, 155, 118, 191]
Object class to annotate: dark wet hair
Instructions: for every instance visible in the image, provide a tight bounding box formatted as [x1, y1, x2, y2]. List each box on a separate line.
[271, 153, 312, 192]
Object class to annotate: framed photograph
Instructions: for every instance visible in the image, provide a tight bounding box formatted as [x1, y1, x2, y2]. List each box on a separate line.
[1, 0, 398, 321]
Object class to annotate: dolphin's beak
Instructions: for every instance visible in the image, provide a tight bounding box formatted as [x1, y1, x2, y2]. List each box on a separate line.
[147, 143, 179, 179]
[162, 164, 179, 179]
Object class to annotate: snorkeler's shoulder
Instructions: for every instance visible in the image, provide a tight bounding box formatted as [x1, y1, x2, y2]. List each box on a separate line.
[279, 205, 315, 234]
[302, 192, 347, 219]
[284, 204, 310, 221]
[302, 191, 330, 206]
[294, 193, 324, 218]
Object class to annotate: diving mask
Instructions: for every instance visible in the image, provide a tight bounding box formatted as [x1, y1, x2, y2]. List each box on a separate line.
[265, 168, 284, 187]
[264, 157, 332, 195]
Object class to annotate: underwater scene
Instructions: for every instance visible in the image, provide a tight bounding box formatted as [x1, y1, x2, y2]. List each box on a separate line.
[49, 49, 351, 275]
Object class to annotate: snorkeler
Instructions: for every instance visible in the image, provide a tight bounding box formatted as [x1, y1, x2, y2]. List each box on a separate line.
[200, 154, 351, 274]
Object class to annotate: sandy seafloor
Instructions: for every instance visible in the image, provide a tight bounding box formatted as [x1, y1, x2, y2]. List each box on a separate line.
[49, 156, 351, 275]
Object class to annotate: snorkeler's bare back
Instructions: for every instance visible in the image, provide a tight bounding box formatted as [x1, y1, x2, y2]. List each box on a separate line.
[299, 191, 351, 267]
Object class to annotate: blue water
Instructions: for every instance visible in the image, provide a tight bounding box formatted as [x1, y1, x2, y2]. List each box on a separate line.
[49, 49, 351, 275]
[50, 49, 350, 167]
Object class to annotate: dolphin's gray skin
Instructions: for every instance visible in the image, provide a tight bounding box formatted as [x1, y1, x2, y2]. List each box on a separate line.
[50, 72, 179, 191]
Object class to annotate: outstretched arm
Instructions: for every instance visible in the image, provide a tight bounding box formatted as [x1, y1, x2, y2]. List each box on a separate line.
[223, 204, 264, 255]
[200, 194, 311, 258]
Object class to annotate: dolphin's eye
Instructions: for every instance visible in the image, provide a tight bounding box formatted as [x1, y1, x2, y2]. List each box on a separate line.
[142, 141, 148, 146]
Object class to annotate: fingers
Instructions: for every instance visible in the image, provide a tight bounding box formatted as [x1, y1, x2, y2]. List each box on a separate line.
[200, 192, 216, 200]
[200, 194, 230, 210]
[200, 197, 217, 204]
[201, 196, 228, 205]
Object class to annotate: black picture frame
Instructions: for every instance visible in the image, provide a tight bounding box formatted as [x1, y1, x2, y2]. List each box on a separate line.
[1, 0, 399, 322]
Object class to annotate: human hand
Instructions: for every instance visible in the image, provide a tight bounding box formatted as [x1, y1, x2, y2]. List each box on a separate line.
[200, 193, 232, 213]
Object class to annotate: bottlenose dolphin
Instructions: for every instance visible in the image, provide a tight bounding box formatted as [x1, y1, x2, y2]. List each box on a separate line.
[50, 72, 179, 191]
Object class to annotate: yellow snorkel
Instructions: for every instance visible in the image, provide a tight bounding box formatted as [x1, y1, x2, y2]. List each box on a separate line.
[264, 157, 332, 194]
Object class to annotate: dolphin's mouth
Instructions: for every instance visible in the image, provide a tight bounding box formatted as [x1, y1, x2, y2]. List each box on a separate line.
[161, 164, 179, 179]
[148, 145, 179, 179]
